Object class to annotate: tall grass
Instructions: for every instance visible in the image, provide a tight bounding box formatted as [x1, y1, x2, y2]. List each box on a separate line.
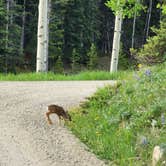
[0, 70, 131, 81]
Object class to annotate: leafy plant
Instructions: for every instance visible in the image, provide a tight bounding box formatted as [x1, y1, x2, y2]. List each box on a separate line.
[135, 21, 166, 64]
[68, 63, 166, 165]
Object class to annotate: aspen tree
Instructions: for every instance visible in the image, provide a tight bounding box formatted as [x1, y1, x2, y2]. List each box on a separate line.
[36, 0, 49, 72]
[106, 0, 143, 72]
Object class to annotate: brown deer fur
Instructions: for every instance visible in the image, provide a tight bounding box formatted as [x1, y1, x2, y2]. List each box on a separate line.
[46, 104, 71, 125]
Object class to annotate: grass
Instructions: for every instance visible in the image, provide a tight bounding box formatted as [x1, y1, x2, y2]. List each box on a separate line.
[0, 70, 131, 81]
[67, 63, 166, 165]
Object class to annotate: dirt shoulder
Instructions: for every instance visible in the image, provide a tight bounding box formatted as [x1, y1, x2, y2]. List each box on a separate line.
[0, 81, 114, 166]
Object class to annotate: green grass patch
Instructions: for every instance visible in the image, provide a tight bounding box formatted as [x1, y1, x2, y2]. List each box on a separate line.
[0, 70, 130, 81]
[68, 63, 166, 165]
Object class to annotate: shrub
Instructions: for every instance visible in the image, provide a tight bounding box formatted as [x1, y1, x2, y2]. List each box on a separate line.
[135, 21, 166, 64]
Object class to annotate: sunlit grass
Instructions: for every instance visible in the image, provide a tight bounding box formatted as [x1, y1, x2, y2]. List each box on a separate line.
[68, 63, 166, 165]
[0, 70, 131, 81]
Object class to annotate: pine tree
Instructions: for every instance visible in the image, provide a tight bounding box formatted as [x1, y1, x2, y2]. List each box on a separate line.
[54, 55, 64, 74]
[0, 0, 23, 73]
[24, 0, 38, 70]
[49, 0, 69, 65]
[0, 0, 163, 73]
[0, 0, 6, 72]
[87, 43, 98, 70]
[64, 0, 100, 61]
[71, 48, 81, 73]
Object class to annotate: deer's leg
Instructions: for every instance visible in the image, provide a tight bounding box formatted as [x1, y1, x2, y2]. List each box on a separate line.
[58, 116, 63, 125]
[46, 111, 53, 125]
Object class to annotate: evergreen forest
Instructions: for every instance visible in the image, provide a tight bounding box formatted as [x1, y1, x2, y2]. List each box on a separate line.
[0, 0, 165, 73]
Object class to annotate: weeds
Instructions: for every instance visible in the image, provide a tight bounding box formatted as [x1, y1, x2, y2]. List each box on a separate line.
[0, 70, 130, 81]
[68, 63, 166, 165]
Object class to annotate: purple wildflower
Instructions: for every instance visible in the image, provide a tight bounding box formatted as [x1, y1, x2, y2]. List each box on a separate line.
[161, 114, 165, 125]
[145, 69, 151, 77]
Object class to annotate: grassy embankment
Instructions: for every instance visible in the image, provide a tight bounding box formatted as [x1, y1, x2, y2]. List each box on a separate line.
[68, 63, 166, 165]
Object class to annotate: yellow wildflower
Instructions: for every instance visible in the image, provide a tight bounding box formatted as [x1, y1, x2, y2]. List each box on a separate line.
[137, 64, 142, 69]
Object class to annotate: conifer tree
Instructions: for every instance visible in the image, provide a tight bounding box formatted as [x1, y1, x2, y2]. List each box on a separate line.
[71, 48, 80, 73]
[54, 55, 64, 74]
[0, 0, 6, 72]
[87, 43, 98, 70]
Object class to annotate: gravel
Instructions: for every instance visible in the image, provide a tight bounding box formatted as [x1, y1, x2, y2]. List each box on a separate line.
[0, 81, 115, 166]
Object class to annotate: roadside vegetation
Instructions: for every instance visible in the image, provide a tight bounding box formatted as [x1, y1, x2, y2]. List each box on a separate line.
[68, 63, 166, 165]
[0, 70, 130, 81]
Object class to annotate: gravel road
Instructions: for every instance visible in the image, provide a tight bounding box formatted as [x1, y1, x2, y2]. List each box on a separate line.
[0, 81, 114, 166]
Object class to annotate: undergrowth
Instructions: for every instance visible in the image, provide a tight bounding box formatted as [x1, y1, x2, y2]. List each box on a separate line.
[68, 63, 166, 165]
[0, 70, 130, 81]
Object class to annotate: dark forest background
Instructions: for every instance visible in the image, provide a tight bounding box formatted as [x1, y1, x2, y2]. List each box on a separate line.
[0, 0, 164, 73]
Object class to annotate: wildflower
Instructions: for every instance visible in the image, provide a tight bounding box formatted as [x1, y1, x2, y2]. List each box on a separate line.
[161, 114, 165, 125]
[141, 136, 148, 146]
[145, 69, 151, 77]
[137, 64, 142, 69]
[137, 135, 148, 147]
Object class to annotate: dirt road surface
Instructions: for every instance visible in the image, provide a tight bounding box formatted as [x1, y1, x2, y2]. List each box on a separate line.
[0, 81, 114, 166]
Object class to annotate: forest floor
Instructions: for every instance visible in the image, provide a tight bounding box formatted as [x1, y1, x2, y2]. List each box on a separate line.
[0, 81, 115, 166]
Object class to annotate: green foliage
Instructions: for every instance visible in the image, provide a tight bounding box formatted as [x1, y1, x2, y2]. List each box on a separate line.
[118, 43, 130, 69]
[0, 0, 163, 73]
[105, 0, 143, 18]
[64, 0, 100, 60]
[87, 43, 98, 70]
[49, 0, 69, 59]
[0, 0, 23, 73]
[68, 63, 166, 165]
[157, 3, 166, 15]
[71, 48, 81, 73]
[0, 70, 128, 81]
[163, 5, 166, 15]
[136, 21, 166, 64]
[0, 0, 6, 72]
[54, 55, 64, 74]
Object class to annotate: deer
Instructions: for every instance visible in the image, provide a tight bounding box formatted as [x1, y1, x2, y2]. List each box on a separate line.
[46, 104, 71, 125]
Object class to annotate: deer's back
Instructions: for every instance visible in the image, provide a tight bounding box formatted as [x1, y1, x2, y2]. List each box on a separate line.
[48, 104, 66, 116]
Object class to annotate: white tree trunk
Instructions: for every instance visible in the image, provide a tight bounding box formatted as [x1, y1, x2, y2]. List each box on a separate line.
[43, 0, 51, 72]
[110, 11, 122, 72]
[36, 0, 49, 72]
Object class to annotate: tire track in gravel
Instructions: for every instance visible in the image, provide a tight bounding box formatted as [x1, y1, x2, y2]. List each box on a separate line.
[0, 81, 115, 166]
